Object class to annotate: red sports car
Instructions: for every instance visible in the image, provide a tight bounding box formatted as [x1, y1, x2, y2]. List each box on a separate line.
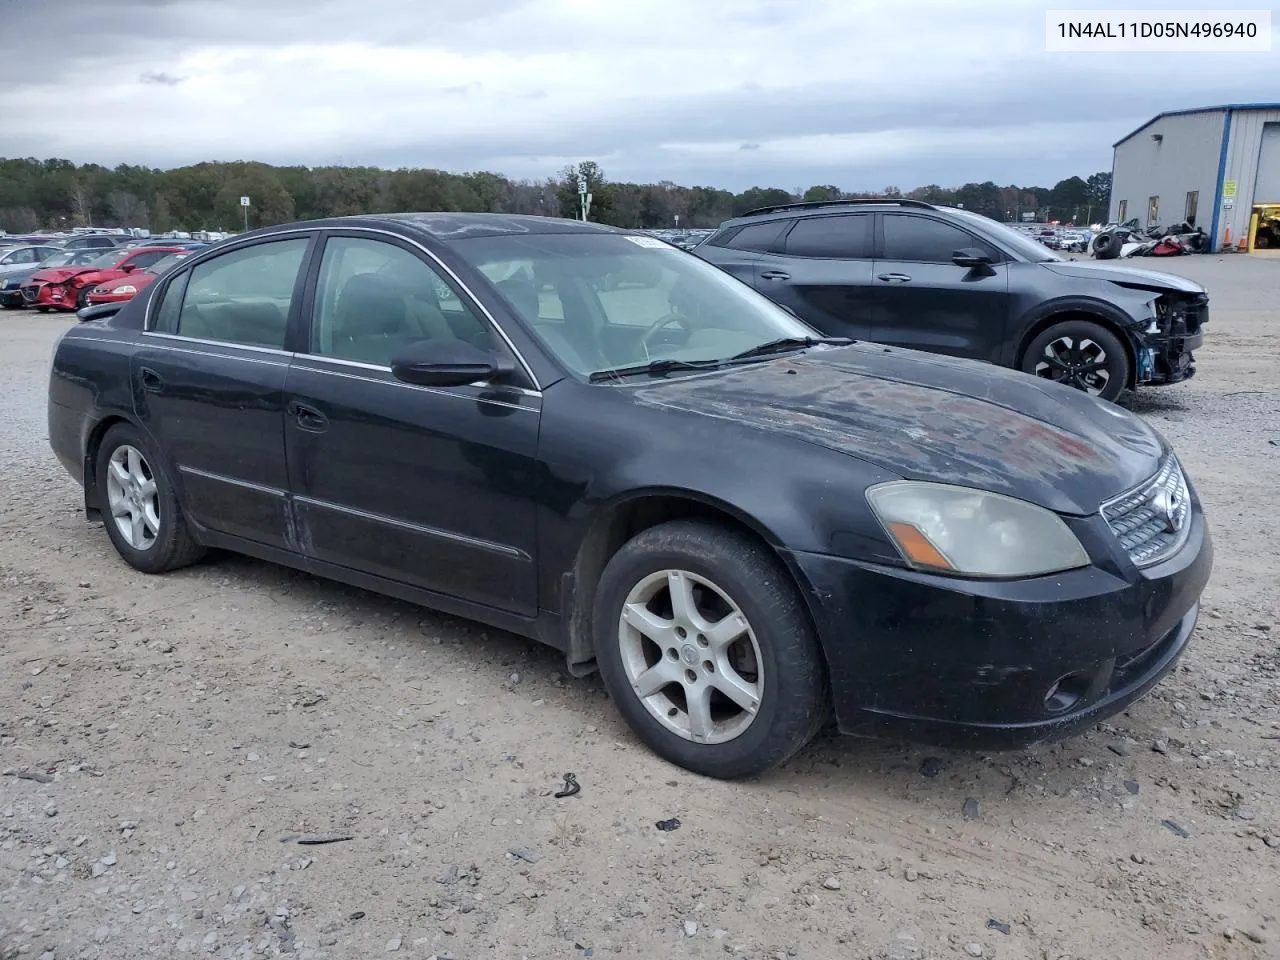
[20, 245, 186, 311]
[84, 252, 193, 306]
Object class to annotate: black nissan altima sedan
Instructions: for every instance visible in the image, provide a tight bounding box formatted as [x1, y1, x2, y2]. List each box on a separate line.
[48, 213, 1212, 779]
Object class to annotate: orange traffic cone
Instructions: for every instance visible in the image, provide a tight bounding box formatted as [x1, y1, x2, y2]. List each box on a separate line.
[1224, 226, 1232, 251]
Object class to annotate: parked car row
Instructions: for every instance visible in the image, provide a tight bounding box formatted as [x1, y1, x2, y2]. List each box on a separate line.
[0, 242, 205, 312]
[49, 209, 1212, 780]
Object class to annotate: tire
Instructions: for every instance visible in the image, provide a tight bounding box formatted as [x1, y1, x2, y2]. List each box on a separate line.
[1021, 319, 1129, 402]
[592, 519, 829, 779]
[1, 302, 19, 310]
[94, 423, 206, 573]
[76, 286, 93, 309]
[1093, 232, 1120, 259]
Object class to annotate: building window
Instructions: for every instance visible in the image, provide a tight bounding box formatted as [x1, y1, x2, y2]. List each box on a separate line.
[1185, 191, 1199, 224]
[1117, 200, 1128, 222]
[1148, 196, 1160, 225]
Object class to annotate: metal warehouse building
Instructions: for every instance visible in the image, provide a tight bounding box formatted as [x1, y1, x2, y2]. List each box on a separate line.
[1110, 103, 1280, 253]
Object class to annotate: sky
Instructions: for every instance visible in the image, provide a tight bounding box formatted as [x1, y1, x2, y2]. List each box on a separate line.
[2, 0, 1278, 191]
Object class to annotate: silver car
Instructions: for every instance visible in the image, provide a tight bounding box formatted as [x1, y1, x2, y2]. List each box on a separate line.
[0, 244, 62, 280]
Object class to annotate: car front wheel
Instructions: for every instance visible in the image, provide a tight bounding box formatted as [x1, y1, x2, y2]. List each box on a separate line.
[95, 423, 206, 573]
[592, 520, 829, 779]
[1021, 320, 1129, 402]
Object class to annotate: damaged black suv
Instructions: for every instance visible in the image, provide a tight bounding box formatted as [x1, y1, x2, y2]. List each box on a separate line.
[695, 199, 1207, 402]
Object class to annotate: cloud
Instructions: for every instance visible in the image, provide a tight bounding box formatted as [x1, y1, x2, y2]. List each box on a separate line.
[139, 70, 185, 86]
[0, 0, 1276, 190]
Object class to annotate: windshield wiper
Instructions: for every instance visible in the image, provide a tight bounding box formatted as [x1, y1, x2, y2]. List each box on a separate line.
[587, 358, 722, 383]
[728, 335, 853, 362]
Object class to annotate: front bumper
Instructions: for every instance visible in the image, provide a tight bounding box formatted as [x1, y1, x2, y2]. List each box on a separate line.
[789, 510, 1212, 749]
[86, 291, 133, 306]
[20, 282, 76, 311]
[0, 288, 22, 307]
[1132, 297, 1207, 387]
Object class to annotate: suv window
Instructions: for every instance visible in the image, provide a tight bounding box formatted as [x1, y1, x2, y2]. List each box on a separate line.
[723, 221, 788, 253]
[160, 238, 308, 348]
[2, 248, 36, 265]
[310, 236, 492, 366]
[783, 215, 872, 258]
[882, 214, 997, 263]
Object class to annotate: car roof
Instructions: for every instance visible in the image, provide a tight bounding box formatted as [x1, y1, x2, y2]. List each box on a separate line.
[235, 212, 628, 244]
[715, 198, 948, 229]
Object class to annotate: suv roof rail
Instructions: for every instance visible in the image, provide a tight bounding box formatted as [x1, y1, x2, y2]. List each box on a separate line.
[741, 198, 936, 217]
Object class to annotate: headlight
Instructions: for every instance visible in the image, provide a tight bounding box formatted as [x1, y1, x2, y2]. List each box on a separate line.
[865, 481, 1090, 578]
[110, 285, 136, 295]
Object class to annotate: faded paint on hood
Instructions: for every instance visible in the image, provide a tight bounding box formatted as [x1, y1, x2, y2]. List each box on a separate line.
[1042, 261, 1206, 294]
[630, 344, 1165, 516]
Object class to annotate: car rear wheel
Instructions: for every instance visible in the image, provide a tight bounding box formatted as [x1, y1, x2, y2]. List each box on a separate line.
[1021, 320, 1129, 402]
[592, 520, 829, 779]
[95, 423, 206, 574]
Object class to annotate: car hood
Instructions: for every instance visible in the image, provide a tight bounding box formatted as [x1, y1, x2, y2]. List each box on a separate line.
[630, 344, 1166, 516]
[71, 268, 122, 286]
[1041, 260, 1205, 294]
[30, 266, 91, 284]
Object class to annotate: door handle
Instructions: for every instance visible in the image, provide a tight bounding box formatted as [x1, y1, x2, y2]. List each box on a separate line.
[139, 366, 164, 392]
[759, 271, 791, 280]
[876, 273, 912, 283]
[289, 401, 328, 433]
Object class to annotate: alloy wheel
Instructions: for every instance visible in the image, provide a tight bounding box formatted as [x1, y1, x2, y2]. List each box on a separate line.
[617, 569, 764, 744]
[105, 445, 160, 551]
[1034, 335, 1111, 395]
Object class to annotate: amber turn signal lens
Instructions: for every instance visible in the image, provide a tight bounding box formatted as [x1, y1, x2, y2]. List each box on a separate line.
[884, 521, 955, 571]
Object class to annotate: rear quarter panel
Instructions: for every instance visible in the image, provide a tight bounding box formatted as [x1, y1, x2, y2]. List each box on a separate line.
[48, 322, 138, 490]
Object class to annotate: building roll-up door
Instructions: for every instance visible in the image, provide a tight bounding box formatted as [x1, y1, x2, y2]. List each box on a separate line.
[1254, 123, 1280, 204]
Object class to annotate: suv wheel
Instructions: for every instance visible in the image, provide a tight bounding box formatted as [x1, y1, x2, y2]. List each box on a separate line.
[1021, 320, 1129, 402]
[592, 520, 829, 779]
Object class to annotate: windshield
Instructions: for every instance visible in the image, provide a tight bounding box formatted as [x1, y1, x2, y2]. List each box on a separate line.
[38, 251, 82, 267]
[87, 250, 123, 268]
[947, 208, 1065, 262]
[449, 232, 816, 378]
[145, 253, 187, 274]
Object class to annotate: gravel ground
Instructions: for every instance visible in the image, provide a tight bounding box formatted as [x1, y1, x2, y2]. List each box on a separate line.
[1, 254, 1278, 960]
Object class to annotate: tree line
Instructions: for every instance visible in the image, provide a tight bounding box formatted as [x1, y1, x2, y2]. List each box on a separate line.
[0, 157, 1112, 235]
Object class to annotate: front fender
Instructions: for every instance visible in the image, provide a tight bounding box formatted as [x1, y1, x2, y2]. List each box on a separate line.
[536, 380, 905, 633]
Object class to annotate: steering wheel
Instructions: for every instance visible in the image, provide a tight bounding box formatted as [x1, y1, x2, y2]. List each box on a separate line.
[639, 312, 692, 351]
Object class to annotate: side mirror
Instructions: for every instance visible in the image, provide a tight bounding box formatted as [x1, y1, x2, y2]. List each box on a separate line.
[390, 338, 513, 388]
[952, 247, 994, 269]
[120, 263, 138, 273]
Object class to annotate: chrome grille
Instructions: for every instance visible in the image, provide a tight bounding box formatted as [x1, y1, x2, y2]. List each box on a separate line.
[1101, 456, 1191, 567]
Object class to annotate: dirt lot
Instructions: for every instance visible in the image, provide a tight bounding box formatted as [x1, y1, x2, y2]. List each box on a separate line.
[2, 254, 1278, 960]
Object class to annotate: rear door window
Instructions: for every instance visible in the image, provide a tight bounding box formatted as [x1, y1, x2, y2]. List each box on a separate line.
[782, 215, 873, 258]
[161, 238, 309, 348]
[723, 221, 789, 253]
